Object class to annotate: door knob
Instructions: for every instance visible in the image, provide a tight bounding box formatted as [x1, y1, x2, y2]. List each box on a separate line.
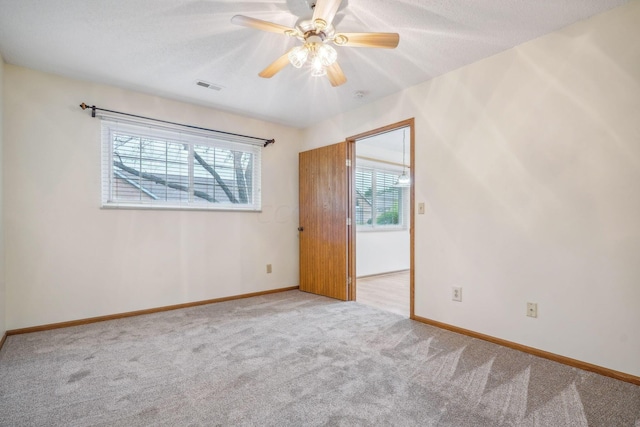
[298, 227, 304, 232]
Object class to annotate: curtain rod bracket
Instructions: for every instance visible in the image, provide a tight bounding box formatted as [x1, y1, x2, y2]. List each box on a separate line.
[264, 139, 275, 147]
[79, 102, 96, 117]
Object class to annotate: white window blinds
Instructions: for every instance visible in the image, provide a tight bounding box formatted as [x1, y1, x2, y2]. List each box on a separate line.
[101, 118, 261, 211]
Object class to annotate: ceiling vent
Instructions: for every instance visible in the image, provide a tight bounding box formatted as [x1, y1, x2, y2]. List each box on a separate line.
[195, 80, 223, 91]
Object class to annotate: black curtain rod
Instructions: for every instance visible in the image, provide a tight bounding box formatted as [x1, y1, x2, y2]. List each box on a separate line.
[79, 103, 275, 147]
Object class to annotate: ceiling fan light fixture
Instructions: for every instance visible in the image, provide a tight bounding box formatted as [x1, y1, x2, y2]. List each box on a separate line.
[315, 43, 337, 66]
[309, 43, 336, 77]
[310, 55, 327, 76]
[288, 45, 309, 68]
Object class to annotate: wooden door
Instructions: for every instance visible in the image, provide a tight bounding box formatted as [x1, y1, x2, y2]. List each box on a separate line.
[299, 142, 352, 300]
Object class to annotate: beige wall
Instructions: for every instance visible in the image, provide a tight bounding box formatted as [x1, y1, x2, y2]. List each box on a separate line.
[4, 66, 301, 329]
[0, 53, 5, 337]
[303, 2, 640, 376]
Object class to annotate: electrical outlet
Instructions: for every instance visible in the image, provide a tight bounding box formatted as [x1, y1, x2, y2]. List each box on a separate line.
[452, 287, 462, 302]
[527, 302, 537, 318]
[266, 264, 272, 274]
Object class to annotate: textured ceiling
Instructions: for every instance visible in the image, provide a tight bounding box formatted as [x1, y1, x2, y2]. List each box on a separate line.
[0, 0, 629, 128]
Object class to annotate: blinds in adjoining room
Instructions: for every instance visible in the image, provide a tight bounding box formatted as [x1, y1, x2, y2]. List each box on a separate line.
[355, 164, 406, 228]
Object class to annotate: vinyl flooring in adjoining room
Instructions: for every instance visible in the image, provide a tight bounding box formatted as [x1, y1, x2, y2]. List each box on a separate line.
[356, 270, 410, 317]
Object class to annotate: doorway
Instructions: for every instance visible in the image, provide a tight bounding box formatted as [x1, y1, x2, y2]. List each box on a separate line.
[297, 120, 414, 317]
[348, 120, 414, 318]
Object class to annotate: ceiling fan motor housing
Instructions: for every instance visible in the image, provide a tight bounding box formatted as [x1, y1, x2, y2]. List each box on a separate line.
[297, 19, 335, 43]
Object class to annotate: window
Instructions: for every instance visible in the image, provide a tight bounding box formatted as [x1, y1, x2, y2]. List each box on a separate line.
[355, 165, 406, 229]
[102, 119, 261, 211]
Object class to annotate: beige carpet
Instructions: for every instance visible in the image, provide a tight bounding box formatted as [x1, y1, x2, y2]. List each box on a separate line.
[0, 290, 638, 426]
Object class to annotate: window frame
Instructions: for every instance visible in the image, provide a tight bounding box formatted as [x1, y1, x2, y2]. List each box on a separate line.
[101, 119, 262, 212]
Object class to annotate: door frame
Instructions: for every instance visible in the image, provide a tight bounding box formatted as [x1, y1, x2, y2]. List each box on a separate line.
[346, 118, 415, 318]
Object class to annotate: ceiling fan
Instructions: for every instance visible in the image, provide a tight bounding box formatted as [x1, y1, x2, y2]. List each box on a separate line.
[231, 0, 400, 87]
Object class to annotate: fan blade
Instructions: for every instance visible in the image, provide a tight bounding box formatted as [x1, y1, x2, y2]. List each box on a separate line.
[231, 15, 296, 36]
[259, 49, 293, 78]
[333, 32, 400, 49]
[326, 62, 347, 87]
[312, 0, 342, 29]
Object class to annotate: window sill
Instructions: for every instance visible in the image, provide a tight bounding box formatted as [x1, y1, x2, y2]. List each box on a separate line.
[101, 202, 261, 212]
[356, 226, 407, 232]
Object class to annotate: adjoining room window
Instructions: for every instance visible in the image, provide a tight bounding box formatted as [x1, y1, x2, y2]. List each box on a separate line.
[355, 165, 406, 230]
[101, 119, 261, 211]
